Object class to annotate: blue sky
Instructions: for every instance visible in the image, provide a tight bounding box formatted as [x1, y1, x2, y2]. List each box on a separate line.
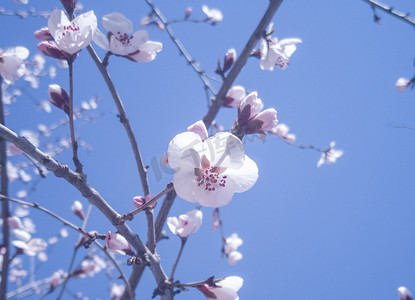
[1, 0, 415, 299]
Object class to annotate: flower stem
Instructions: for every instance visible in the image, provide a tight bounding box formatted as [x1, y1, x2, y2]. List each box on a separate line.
[0, 75, 10, 300]
[170, 237, 187, 282]
[68, 61, 83, 174]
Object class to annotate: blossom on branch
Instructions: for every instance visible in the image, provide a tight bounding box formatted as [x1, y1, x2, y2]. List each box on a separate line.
[105, 231, 133, 255]
[48, 9, 97, 55]
[224, 86, 246, 108]
[270, 123, 296, 143]
[317, 141, 344, 167]
[399, 287, 413, 300]
[395, 77, 412, 93]
[71, 200, 85, 220]
[93, 12, 162, 62]
[224, 233, 243, 265]
[167, 209, 203, 238]
[198, 276, 243, 300]
[168, 128, 258, 207]
[202, 5, 223, 23]
[0, 46, 29, 84]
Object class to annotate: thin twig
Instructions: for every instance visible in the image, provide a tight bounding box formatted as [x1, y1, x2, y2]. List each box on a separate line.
[23, 152, 46, 178]
[145, 0, 217, 96]
[203, 0, 284, 128]
[68, 61, 83, 174]
[56, 248, 78, 300]
[0, 75, 10, 300]
[362, 0, 415, 27]
[169, 237, 187, 281]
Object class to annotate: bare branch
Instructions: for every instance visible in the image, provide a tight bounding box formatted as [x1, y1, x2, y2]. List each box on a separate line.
[362, 0, 415, 27]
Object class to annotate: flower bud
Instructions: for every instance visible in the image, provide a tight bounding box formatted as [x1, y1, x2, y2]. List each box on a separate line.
[249, 108, 278, 133]
[38, 41, 70, 61]
[34, 27, 53, 41]
[224, 86, 245, 108]
[223, 48, 236, 73]
[48, 84, 70, 115]
[105, 231, 133, 255]
[71, 200, 85, 220]
[133, 195, 156, 209]
[185, 7, 192, 19]
[238, 92, 263, 125]
[398, 287, 413, 300]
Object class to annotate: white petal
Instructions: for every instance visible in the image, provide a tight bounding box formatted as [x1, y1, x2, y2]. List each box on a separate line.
[102, 12, 133, 35]
[173, 170, 200, 204]
[48, 10, 69, 40]
[166, 217, 179, 234]
[225, 155, 258, 193]
[92, 28, 110, 51]
[218, 276, 243, 292]
[195, 178, 235, 208]
[204, 132, 245, 169]
[168, 132, 203, 169]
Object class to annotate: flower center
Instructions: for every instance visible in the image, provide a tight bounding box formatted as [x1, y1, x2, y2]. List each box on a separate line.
[116, 31, 134, 46]
[61, 22, 80, 36]
[196, 167, 227, 192]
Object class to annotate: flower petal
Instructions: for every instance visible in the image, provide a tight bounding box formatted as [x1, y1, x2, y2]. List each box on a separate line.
[225, 155, 258, 193]
[168, 132, 203, 170]
[92, 28, 110, 51]
[102, 12, 133, 35]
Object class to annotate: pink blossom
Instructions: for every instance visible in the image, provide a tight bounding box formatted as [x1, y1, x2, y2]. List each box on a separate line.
[185, 7, 192, 19]
[133, 194, 156, 209]
[224, 86, 246, 108]
[187, 120, 208, 141]
[259, 37, 302, 71]
[50, 270, 65, 291]
[223, 49, 236, 73]
[110, 283, 125, 299]
[167, 209, 203, 238]
[202, 5, 223, 23]
[168, 131, 258, 207]
[93, 12, 162, 62]
[227, 251, 243, 265]
[270, 123, 296, 143]
[48, 10, 97, 55]
[8, 216, 23, 229]
[34, 27, 53, 41]
[105, 231, 133, 255]
[399, 287, 413, 300]
[317, 141, 344, 167]
[224, 233, 243, 255]
[198, 276, 243, 300]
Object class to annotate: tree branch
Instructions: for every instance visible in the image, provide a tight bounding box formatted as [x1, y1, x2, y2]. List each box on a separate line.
[203, 0, 284, 128]
[362, 0, 415, 27]
[0, 124, 170, 289]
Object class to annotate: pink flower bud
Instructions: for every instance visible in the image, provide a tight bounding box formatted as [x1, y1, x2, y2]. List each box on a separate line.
[71, 200, 84, 220]
[34, 27, 53, 41]
[105, 231, 133, 255]
[133, 195, 156, 209]
[238, 92, 264, 125]
[185, 7, 192, 19]
[38, 41, 72, 61]
[399, 287, 413, 300]
[251, 108, 278, 132]
[223, 48, 236, 73]
[187, 120, 208, 141]
[48, 84, 70, 115]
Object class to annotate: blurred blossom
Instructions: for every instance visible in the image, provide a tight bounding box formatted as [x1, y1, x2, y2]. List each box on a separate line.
[224, 86, 245, 108]
[140, 14, 152, 27]
[259, 36, 302, 71]
[105, 231, 133, 255]
[7, 161, 19, 183]
[211, 220, 220, 231]
[48, 10, 97, 55]
[13, 228, 31, 242]
[25, 238, 47, 256]
[224, 233, 243, 255]
[21, 130, 39, 147]
[395, 77, 412, 93]
[202, 5, 223, 23]
[75, 256, 105, 278]
[93, 12, 162, 63]
[14, 0, 29, 4]
[37, 251, 48, 262]
[317, 141, 344, 167]
[227, 250, 243, 265]
[14, 205, 29, 217]
[198, 276, 243, 300]
[0, 46, 29, 84]
[270, 123, 296, 143]
[8, 216, 23, 229]
[168, 131, 258, 207]
[49, 65, 57, 78]
[110, 283, 125, 299]
[167, 209, 203, 238]
[16, 190, 27, 199]
[38, 101, 52, 113]
[38, 124, 51, 137]
[50, 270, 65, 291]
[19, 169, 32, 182]
[185, 7, 192, 19]
[22, 218, 35, 233]
[398, 286, 413, 300]
[48, 237, 58, 244]
[59, 228, 69, 238]
[72, 200, 85, 220]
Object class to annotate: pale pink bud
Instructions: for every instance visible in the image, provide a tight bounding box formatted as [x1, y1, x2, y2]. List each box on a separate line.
[223, 48, 236, 73]
[211, 220, 220, 231]
[8, 216, 23, 229]
[185, 7, 192, 19]
[251, 108, 278, 132]
[187, 120, 208, 141]
[224, 86, 245, 108]
[285, 133, 296, 144]
[105, 231, 133, 255]
[50, 271, 64, 291]
[48, 84, 70, 115]
[238, 92, 264, 125]
[34, 27, 53, 41]
[71, 200, 85, 220]
[140, 15, 152, 27]
[133, 194, 156, 209]
[396, 77, 411, 93]
[38, 41, 71, 61]
[399, 287, 413, 300]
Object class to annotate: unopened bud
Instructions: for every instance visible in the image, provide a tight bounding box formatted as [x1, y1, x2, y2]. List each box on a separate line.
[185, 7, 192, 19]
[71, 200, 85, 220]
[223, 48, 236, 73]
[398, 287, 413, 300]
[34, 27, 53, 41]
[105, 231, 134, 256]
[48, 84, 70, 115]
[38, 41, 73, 61]
[60, 0, 78, 16]
[133, 195, 156, 209]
